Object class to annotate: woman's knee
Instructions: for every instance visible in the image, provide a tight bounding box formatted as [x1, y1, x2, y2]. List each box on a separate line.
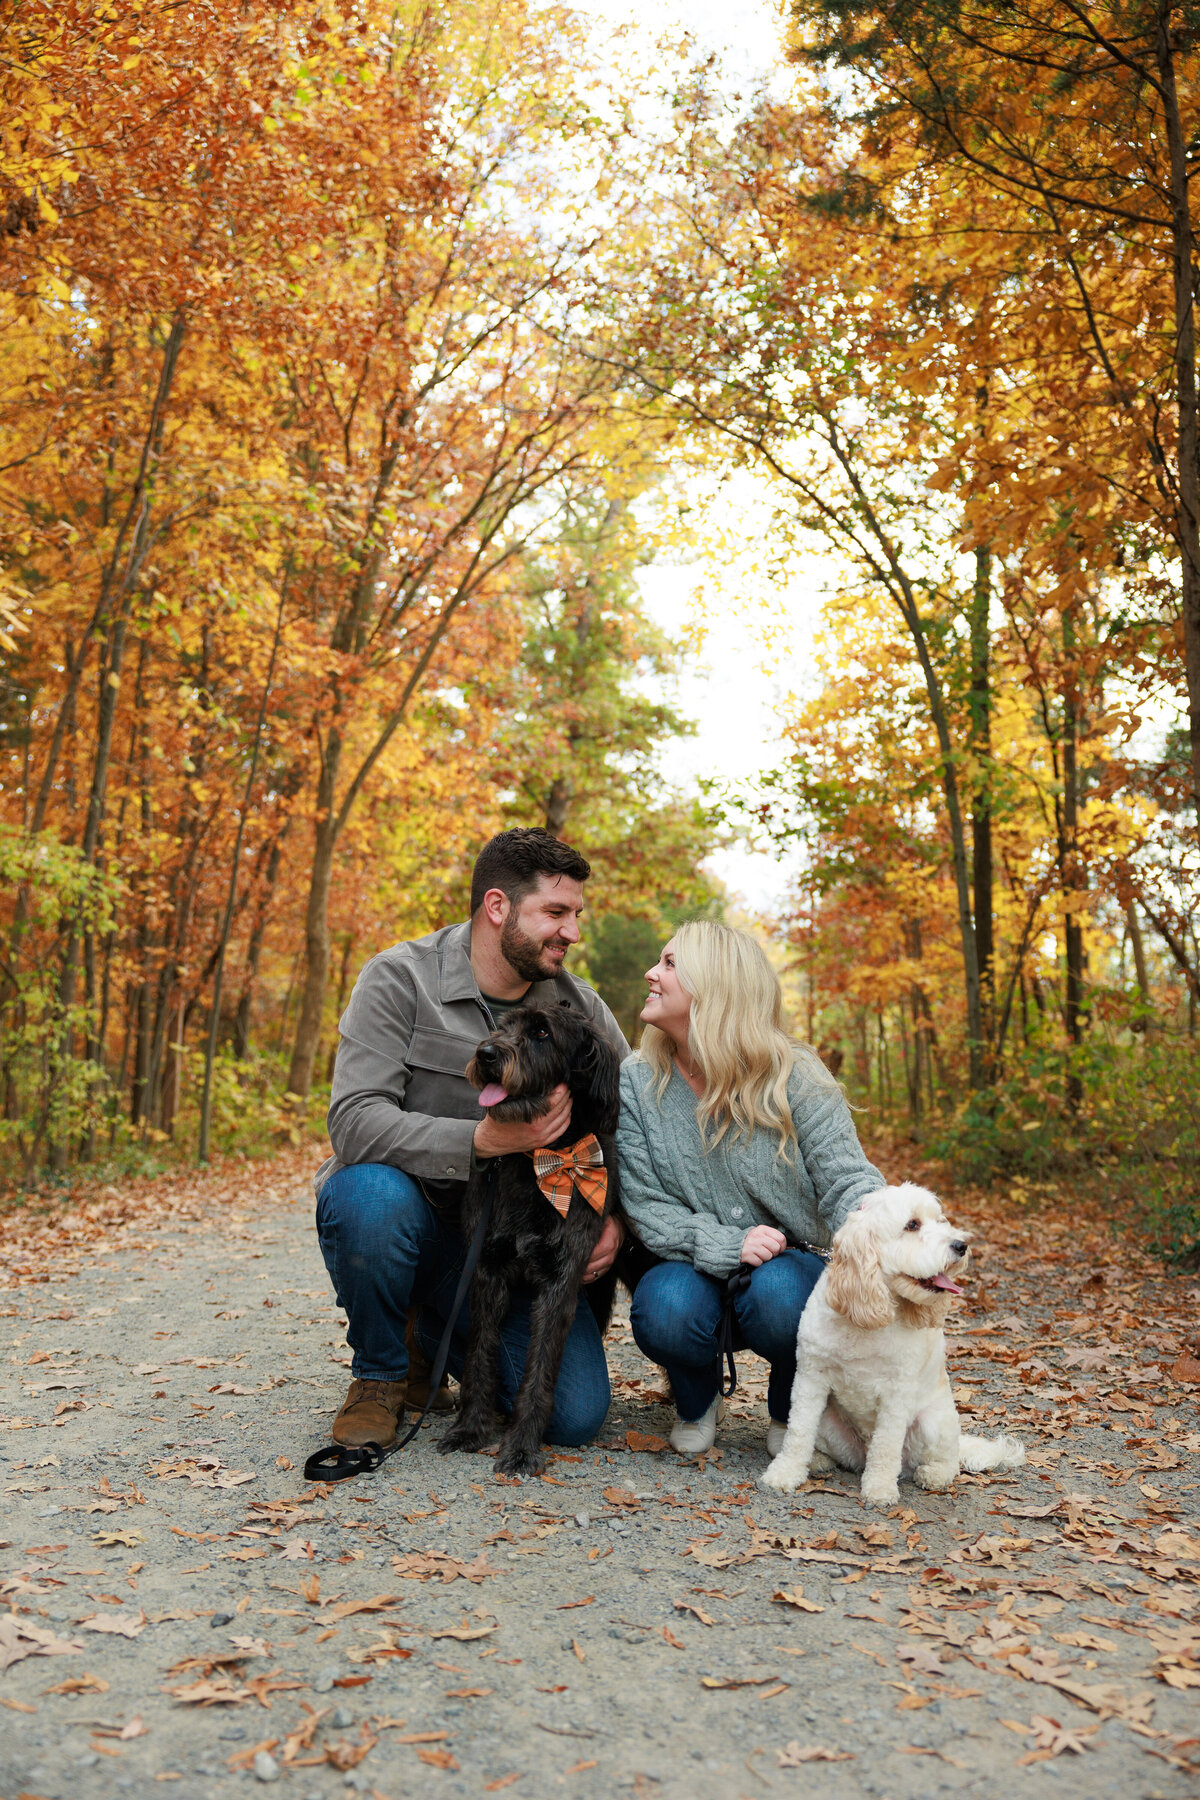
[630, 1263, 720, 1363]
[738, 1250, 821, 1358]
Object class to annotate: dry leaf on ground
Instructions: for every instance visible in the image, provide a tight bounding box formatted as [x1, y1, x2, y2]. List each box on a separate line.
[772, 1587, 825, 1613]
[777, 1742, 854, 1764]
[0, 1617, 82, 1672]
[81, 1611, 147, 1638]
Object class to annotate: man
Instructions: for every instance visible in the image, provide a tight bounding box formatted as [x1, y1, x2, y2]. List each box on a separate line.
[314, 827, 629, 1451]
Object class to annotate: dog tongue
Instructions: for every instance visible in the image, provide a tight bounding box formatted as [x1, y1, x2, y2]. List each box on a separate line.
[477, 1083, 508, 1108]
[930, 1273, 964, 1294]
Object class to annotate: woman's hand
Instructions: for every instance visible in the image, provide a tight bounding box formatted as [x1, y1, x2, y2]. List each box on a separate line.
[741, 1224, 787, 1267]
[583, 1214, 625, 1283]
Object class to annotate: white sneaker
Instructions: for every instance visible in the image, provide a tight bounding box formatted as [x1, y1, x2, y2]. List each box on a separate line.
[766, 1417, 788, 1457]
[670, 1398, 725, 1455]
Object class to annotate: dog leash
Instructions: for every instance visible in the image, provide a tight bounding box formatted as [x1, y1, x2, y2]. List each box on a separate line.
[717, 1263, 753, 1398]
[715, 1242, 831, 1400]
[304, 1162, 499, 1484]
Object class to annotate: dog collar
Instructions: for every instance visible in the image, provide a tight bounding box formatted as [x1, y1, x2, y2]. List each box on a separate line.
[528, 1133, 607, 1218]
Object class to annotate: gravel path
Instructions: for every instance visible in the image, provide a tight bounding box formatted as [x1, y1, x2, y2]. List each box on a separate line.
[1, 1164, 1198, 1800]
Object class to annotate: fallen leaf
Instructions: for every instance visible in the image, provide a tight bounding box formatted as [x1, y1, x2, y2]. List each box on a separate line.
[1016, 1712, 1100, 1763]
[675, 1599, 716, 1625]
[625, 1430, 668, 1454]
[43, 1673, 107, 1695]
[93, 1716, 148, 1741]
[81, 1612, 146, 1639]
[165, 1678, 254, 1707]
[772, 1587, 824, 1614]
[0, 1617, 82, 1671]
[602, 1487, 639, 1508]
[430, 1622, 498, 1642]
[418, 1748, 459, 1769]
[555, 1597, 594, 1611]
[777, 1742, 854, 1765]
[701, 1674, 780, 1689]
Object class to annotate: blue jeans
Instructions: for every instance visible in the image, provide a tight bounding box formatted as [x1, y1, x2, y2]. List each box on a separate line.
[629, 1250, 824, 1423]
[315, 1162, 610, 1446]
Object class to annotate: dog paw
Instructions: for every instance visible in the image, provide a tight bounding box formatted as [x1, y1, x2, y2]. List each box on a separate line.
[760, 1457, 802, 1493]
[860, 1479, 900, 1508]
[494, 1446, 545, 1479]
[808, 1451, 836, 1475]
[438, 1424, 489, 1456]
[914, 1462, 957, 1492]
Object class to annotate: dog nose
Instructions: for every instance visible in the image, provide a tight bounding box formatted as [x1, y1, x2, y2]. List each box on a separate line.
[949, 1239, 968, 1259]
[476, 1043, 500, 1068]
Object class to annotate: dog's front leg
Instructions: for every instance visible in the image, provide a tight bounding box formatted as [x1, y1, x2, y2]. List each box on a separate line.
[494, 1271, 580, 1479]
[859, 1399, 911, 1507]
[760, 1370, 829, 1493]
[439, 1267, 510, 1457]
[912, 1375, 961, 1492]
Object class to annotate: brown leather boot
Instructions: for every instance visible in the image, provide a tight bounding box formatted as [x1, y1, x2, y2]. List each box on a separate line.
[403, 1313, 456, 1413]
[332, 1379, 406, 1448]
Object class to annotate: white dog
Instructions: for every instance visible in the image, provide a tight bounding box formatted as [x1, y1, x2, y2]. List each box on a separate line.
[762, 1184, 1024, 1507]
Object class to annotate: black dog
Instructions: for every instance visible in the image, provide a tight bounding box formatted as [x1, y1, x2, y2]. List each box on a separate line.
[438, 1003, 623, 1477]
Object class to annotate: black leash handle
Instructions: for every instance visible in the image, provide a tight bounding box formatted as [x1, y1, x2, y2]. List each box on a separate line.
[717, 1262, 753, 1398]
[304, 1162, 498, 1483]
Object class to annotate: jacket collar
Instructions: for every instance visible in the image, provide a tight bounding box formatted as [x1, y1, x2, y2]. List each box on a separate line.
[440, 920, 482, 1004]
[439, 917, 574, 1012]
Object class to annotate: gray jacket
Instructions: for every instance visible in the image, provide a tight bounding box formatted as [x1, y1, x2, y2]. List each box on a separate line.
[314, 919, 629, 1199]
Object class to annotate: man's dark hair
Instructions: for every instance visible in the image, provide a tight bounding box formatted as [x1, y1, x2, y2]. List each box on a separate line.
[470, 828, 591, 915]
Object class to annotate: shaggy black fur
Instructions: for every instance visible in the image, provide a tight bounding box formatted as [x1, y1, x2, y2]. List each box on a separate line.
[438, 1003, 625, 1477]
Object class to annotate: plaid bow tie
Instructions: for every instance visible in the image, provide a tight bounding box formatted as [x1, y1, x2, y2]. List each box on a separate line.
[529, 1133, 608, 1218]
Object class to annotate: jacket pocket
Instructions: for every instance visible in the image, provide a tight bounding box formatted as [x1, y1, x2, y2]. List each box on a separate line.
[407, 1026, 479, 1078]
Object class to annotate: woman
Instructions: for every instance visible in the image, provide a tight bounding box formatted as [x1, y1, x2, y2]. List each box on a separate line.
[617, 921, 886, 1455]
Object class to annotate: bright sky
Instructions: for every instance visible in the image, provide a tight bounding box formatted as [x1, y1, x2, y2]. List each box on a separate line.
[577, 0, 825, 916]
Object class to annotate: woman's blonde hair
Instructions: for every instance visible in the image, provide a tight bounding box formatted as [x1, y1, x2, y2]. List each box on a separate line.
[640, 920, 799, 1158]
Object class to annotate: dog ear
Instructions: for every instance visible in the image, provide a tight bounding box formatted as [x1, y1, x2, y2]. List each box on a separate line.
[825, 1209, 893, 1330]
[568, 1021, 620, 1129]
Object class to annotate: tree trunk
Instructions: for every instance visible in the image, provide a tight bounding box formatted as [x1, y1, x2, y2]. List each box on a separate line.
[286, 728, 343, 1100]
[198, 573, 287, 1161]
[1061, 610, 1086, 1071]
[234, 836, 283, 1058]
[324, 931, 358, 1084]
[969, 544, 994, 1052]
[1155, 5, 1200, 833]
[1126, 899, 1152, 1029]
[897, 997, 920, 1132]
[544, 776, 572, 836]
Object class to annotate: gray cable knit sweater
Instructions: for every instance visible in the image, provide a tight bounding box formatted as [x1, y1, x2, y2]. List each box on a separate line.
[616, 1050, 886, 1279]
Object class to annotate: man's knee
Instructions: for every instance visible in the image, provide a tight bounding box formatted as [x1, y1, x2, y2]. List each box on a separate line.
[547, 1379, 610, 1447]
[316, 1163, 429, 1273]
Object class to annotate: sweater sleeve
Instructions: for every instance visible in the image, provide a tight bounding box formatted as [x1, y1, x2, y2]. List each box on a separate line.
[616, 1070, 747, 1278]
[790, 1054, 886, 1240]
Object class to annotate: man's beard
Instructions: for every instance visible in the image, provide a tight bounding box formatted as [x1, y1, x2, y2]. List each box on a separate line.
[500, 913, 568, 984]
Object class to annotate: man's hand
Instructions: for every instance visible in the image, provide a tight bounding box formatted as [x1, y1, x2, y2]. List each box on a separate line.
[583, 1214, 625, 1284]
[473, 1083, 572, 1159]
[741, 1224, 787, 1267]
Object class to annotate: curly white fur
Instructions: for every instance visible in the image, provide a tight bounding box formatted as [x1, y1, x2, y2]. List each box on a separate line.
[762, 1183, 1024, 1508]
